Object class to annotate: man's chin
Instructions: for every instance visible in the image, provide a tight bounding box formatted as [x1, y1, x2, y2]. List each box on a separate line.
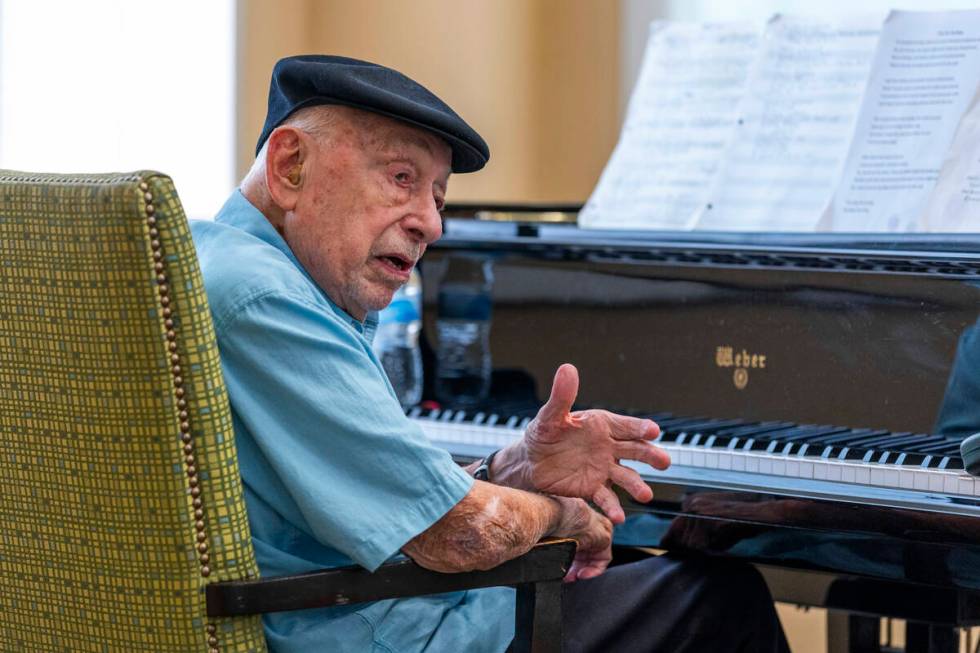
[361, 288, 400, 313]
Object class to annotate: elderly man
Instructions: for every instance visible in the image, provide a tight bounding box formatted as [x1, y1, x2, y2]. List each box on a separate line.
[191, 55, 789, 652]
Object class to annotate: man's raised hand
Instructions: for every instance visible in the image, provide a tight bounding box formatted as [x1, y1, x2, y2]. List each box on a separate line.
[523, 363, 670, 524]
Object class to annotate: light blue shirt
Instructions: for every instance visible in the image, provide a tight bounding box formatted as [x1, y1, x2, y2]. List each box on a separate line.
[191, 191, 514, 653]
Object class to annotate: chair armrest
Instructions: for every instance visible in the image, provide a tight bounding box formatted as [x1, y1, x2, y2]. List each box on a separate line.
[206, 538, 577, 617]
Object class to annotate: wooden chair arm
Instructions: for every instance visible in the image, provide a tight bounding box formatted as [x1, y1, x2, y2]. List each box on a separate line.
[206, 539, 577, 617]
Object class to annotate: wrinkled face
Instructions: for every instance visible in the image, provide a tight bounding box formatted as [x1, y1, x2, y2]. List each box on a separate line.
[281, 112, 451, 321]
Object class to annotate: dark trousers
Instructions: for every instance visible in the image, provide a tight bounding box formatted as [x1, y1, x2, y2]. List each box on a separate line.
[557, 554, 791, 653]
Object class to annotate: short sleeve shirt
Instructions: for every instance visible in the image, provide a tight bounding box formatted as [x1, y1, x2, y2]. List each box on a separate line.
[190, 191, 514, 653]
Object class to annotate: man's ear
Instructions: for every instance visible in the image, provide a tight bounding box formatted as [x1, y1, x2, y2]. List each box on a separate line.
[265, 127, 306, 212]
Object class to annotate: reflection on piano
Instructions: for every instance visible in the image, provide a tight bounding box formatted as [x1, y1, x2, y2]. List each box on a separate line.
[415, 211, 980, 652]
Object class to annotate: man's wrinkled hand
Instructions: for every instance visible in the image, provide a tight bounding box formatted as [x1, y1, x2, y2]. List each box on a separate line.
[524, 364, 670, 524]
[552, 497, 613, 582]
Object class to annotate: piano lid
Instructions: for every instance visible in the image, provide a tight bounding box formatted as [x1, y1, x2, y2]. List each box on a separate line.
[420, 218, 980, 437]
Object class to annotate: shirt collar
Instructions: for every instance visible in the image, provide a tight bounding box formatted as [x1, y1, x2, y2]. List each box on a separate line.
[215, 190, 379, 337]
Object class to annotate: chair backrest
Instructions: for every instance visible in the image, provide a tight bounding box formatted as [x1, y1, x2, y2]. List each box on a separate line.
[0, 171, 267, 651]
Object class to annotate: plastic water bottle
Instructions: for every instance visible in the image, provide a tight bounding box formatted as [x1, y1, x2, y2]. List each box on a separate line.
[435, 256, 493, 407]
[373, 269, 423, 409]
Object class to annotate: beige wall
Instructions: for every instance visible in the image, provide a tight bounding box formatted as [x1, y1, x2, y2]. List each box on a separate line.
[236, 0, 620, 204]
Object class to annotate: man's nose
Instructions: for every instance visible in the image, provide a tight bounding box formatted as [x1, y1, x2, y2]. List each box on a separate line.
[405, 193, 443, 244]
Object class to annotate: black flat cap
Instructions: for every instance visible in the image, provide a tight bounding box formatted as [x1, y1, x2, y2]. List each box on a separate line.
[257, 54, 489, 173]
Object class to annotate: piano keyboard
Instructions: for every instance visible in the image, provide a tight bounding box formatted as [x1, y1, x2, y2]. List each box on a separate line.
[409, 407, 980, 510]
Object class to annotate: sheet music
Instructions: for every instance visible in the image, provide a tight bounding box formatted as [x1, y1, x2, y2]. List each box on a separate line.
[920, 87, 980, 232]
[823, 10, 980, 232]
[579, 21, 758, 230]
[693, 14, 882, 232]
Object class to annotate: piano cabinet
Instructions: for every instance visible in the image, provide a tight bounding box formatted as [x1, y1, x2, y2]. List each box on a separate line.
[416, 216, 980, 653]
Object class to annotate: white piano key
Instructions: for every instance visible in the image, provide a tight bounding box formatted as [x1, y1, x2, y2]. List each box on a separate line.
[718, 453, 733, 470]
[929, 473, 946, 493]
[958, 476, 976, 497]
[704, 451, 719, 469]
[912, 471, 929, 491]
[813, 462, 828, 480]
[825, 462, 844, 482]
[692, 451, 706, 468]
[841, 465, 857, 484]
[676, 449, 692, 466]
[899, 470, 915, 490]
[798, 461, 813, 479]
[854, 466, 871, 486]
[869, 468, 886, 487]
[744, 455, 760, 473]
[758, 457, 773, 475]
[944, 475, 960, 495]
[879, 468, 900, 488]
[731, 455, 746, 472]
[785, 460, 799, 477]
[770, 458, 786, 477]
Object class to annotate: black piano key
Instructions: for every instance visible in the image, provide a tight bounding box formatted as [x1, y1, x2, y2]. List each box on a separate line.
[674, 418, 747, 436]
[660, 417, 735, 435]
[767, 425, 849, 443]
[657, 416, 712, 437]
[899, 453, 926, 467]
[805, 429, 890, 446]
[855, 433, 935, 451]
[637, 412, 674, 422]
[715, 421, 796, 438]
[709, 435, 743, 452]
[845, 448, 871, 461]
[843, 432, 913, 449]
[947, 457, 965, 470]
[895, 435, 955, 453]
[749, 439, 772, 452]
[911, 441, 962, 455]
[657, 415, 706, 428]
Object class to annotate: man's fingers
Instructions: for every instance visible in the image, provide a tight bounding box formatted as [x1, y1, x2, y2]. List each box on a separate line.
[608, 414, 660, 441]
[592, 484, 625, 524]
[613, 440, 671, 470]
[565, 554, 611, 582]
[610, 464, 653, 503]
[537, 363, 579, 423]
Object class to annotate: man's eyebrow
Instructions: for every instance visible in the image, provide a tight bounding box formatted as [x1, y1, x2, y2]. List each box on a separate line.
[379, 130, 436, 155]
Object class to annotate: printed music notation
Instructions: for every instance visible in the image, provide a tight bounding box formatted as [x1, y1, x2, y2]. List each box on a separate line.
[581, 10, 980, 233]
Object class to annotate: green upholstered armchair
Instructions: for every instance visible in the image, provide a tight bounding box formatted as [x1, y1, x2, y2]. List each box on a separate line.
[0, 170, 574, 652]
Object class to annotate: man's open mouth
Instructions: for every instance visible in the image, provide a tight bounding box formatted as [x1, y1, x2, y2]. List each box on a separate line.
[379, 254, 413, 272]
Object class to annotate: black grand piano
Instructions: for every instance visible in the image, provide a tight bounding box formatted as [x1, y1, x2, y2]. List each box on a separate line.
[414, 207, 980, 653]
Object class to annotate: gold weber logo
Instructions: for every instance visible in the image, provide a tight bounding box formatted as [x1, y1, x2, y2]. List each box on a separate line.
[715, 346, 766, 390]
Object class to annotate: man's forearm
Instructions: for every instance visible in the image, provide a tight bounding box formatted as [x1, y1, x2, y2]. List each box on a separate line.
[402, 480, 584, 573]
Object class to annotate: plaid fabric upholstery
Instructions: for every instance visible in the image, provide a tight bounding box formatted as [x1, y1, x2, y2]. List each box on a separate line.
[0, 171, 267, 652]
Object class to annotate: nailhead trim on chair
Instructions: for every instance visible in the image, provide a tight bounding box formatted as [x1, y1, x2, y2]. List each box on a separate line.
[140, 178, 220, 653]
